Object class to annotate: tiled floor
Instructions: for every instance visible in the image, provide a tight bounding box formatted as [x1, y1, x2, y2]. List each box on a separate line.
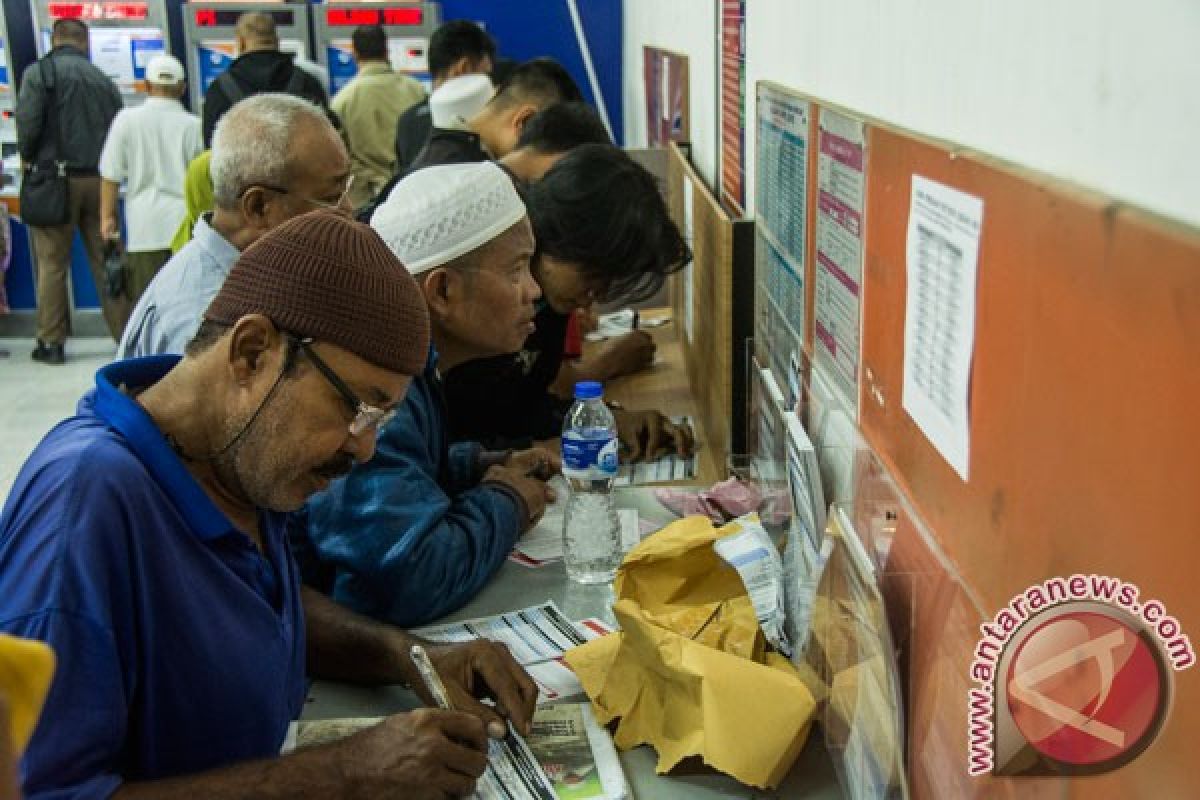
[0, 337, 116, 498]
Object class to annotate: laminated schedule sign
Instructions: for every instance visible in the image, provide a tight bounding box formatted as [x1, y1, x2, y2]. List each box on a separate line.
[814, 109, 866, 408]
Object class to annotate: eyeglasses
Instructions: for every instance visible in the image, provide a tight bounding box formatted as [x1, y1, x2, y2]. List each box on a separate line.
[239, 174, 355, 212]
[295, 337, 396, 436]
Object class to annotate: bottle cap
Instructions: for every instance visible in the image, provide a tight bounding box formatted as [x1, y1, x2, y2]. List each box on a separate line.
[573, 381, 603, 400]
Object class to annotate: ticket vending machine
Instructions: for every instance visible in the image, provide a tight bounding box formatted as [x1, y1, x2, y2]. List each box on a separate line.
[30, 0, 171, 105]
[183, 1, 313, 113]
[313, 1, 439, 96]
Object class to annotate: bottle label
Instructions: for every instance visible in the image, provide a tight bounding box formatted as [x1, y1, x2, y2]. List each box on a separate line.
[562, 431, 619, 479]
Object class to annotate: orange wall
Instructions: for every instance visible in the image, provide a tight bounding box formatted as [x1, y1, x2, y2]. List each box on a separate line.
[855, 125, 1200, 797]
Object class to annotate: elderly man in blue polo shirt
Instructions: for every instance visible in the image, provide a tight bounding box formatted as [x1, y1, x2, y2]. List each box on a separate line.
[0, 210, 535, 798]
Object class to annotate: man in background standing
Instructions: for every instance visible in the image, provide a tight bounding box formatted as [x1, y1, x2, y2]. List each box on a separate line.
[99, 54, 203, 308]
[393, 19, 494, 173]
[15, 18, 125, 364]
[201, 12, 329, 146]
[332, 25, 425, 210]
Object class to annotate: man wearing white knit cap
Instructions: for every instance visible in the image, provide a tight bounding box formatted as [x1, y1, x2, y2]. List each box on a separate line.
[295, 161, 558, 627]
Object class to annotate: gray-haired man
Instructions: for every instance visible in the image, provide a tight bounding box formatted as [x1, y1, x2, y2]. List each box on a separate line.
[117, 93, 352, 359]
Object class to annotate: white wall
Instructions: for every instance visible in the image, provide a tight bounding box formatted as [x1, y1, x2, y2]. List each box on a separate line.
[622, 0, 718, 183]
[624, 0, 1200, 227]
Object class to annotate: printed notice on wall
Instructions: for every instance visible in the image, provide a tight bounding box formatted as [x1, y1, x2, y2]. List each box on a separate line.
[755, 85, 809, 273]
[902, 176, 983, 481]
[814, 110, 866, 409]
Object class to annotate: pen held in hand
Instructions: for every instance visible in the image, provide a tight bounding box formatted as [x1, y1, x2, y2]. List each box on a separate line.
[409, 644, 453, 710]
[410, 644, 508, 739]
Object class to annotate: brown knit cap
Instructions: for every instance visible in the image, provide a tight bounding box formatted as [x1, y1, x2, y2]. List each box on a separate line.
[204, 209, 430, 374]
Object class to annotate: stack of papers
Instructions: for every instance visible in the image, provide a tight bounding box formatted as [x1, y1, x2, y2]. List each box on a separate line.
[413, 604, 615, 701]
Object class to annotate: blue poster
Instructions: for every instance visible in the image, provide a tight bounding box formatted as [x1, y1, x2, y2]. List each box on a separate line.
[0, 37, 9, 93]
[130, 36, 165, 80]
[327, 44, 357, 95]
[197, 43, 235, 91]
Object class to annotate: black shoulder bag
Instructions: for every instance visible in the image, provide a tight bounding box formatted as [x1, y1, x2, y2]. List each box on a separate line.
[19, 56, 70, 227]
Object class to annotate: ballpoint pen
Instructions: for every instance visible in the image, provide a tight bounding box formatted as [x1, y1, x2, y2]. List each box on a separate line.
[410, 644, 453, 710]
[412, 644, 510, 740]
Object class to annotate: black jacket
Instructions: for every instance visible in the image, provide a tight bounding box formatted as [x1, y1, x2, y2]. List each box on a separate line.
[443, 303, 572, 449]
[393, 97, 431, 174]
[201, 51, 329, 146]
[15, 46, 122, 171]
[356, 128, 488, 223]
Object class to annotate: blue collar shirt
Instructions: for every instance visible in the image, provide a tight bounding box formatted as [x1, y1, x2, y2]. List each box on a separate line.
[0, 356, 307, 797]
[116, 214, 241, 360]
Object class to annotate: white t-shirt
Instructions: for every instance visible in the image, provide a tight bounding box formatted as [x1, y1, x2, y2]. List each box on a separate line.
[99, 96, 203, 252]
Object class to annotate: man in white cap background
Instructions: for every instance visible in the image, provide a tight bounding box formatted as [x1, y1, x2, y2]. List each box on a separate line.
[356, 58, 583, 223]
[394, 19, 496, 174]
[99, 53, 203, 307]
[296, 161, 557, 628]
[118, 93, 352, 360]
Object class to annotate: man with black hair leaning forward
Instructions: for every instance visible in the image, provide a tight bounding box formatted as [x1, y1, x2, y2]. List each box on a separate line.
[444, 144, 695, 462]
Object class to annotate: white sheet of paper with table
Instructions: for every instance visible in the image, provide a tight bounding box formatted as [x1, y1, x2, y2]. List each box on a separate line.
[413, 603, 586, 666]
[902, 175, 983, 481]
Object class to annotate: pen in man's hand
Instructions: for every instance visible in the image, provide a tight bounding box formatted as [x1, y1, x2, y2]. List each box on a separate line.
[632, 310, 640, 331]
[411, 644, 508, 739]
[410, 644, 453, 709]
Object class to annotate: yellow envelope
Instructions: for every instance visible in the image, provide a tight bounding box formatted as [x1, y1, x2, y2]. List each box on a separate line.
[564, 516, 818, 788]
[0, 634, 56, 755]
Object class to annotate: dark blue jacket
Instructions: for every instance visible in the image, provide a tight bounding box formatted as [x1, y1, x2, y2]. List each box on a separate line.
[296, 352, 525, 626]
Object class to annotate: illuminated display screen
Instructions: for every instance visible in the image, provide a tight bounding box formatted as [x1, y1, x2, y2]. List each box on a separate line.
[325, 7, 423, 27]
[195, 8, 295, 27]
[48, 2, 149, 21]
[383, 8, 423, 25]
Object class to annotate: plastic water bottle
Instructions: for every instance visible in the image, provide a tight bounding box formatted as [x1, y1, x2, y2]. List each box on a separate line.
[561, 381, 621, 583]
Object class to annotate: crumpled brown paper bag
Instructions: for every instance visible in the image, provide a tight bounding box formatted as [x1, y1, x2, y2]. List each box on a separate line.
[563, 516, 818, 788]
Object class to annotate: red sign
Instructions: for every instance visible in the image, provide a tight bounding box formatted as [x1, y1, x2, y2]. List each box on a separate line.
[326, 8, 382, 26]
[325, 6, 422, 27]
[49, 2, 148, 21]
[383, 7, 422, 26]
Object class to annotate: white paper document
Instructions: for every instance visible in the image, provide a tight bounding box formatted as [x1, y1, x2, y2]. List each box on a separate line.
[902, 175, 983, 481]
[413, 603, 586, 666]
[514, 509, 641, 564]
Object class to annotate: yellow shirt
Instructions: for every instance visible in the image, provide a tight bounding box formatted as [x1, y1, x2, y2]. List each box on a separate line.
[331, 63, 426, 209]
[168, 150, 214, 253]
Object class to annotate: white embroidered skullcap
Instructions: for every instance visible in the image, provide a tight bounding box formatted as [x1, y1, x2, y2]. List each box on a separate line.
[371, 162, 526, 275]
[429, 73, 495, 131]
